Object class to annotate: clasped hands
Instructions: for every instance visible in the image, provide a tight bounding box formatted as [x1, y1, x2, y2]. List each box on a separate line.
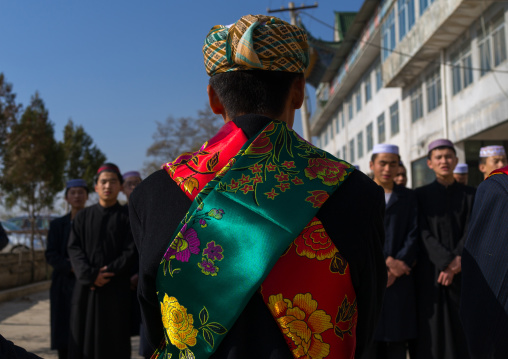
[386, 256, 411, 288]
[91, 265, 115, 290]
[437, 256, 461, 287]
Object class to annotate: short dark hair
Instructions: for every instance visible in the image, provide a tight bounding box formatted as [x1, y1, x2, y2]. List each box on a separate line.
[427, 146, 456, 159]
[94, 163, 124, 184]
[209, 70, 303, 120]
[479, 157, 487, 165]
[370, 153, 401, 163]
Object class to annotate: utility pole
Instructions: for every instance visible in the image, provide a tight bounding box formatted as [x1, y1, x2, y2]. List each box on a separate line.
[267, 2, 318, 142]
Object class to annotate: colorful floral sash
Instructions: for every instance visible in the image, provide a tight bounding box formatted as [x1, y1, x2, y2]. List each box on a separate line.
[487, 165, 508, 178]
[155, 120, 356, 359]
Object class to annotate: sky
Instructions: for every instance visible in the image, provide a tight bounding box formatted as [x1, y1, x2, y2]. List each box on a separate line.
[0, 0, 364, 178]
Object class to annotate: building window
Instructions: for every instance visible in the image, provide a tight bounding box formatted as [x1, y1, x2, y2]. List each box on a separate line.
[367, 122, 374, 152]
[382, 9, 396, 61]
[479, 13, 507, 77]
[336, 107, 342, 134]
[365, 77, 372, 103]
[390, 101, 400, 136]
[451, 42, 473, 95]
[355, 88, 362, 112]
[357, 131, 364, 159]
[328, 123, 333, 143]
[341, 108, 345, 128]
[378, 113, 386, 143]
[426, 68, 442, 112]
[322, 131, 327, 147]
[419, 0, 435, 16]
[410, 84, 423, 122]
[342, 145, 347, 161]
[376, 64, 383, 91]
[316, 138, 321, 148]
[398, 0, 415, 41]
[350, 138, 355, 163]
[348, 97, 354, 121]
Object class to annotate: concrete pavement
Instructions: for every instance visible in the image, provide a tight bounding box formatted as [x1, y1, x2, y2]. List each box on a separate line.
[0, 285, 144, 358]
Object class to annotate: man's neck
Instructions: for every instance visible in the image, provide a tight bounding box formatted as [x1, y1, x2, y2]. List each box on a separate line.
[436, 174, 455, 187]
[99, 199, 117, 208]
[374, 178, 394, 193]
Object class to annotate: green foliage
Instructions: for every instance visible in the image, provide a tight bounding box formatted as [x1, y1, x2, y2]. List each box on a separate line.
[0, 92, 64, 215]
[62, 119, 106, 189]
[143, 104, 223, 176]
[0, 73, 21, 157]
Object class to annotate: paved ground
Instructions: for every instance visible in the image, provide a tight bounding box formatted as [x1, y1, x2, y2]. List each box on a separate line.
[0, 289, 144, 358]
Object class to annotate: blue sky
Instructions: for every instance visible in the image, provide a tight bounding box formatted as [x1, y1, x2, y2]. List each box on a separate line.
[0, 0, 364, 176]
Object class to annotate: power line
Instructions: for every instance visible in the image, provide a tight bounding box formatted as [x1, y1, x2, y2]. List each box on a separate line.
[300, 11, 508, 75]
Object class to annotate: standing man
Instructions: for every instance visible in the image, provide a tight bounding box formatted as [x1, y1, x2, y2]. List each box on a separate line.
[478, 145, 507, 179]
[414, 139, 475, 359]
[453, 163, 469, 185]
[394, 161, 407, 187]
[460, 164, 508, 358]
[365, 144, 418, 359]
[45, 179, 88, 359]
[68, 163, 136, 359]
[130, 14, 386, 359]
[122, 171, 142, 203]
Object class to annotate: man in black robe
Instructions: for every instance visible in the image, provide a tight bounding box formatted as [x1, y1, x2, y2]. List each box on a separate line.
[129, 14, 386, 359]
[45, 179, 88, 359]
[460, 165, 508, 358]
[68, 163, 136, 359]
[365, 144, 418, 359]
[414, 139, 475, 359]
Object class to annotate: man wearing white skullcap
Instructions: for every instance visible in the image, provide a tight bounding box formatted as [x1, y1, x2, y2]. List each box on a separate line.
[478, 145, 507, 179]
[366, 144, 418, 359]
[453, 163, 469, 185]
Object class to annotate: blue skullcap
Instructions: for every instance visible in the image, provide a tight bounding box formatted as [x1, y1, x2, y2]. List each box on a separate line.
[453, 163, 468, 174]
[372, 144, 399, 155]
[479, 145, 506, 158]
[66, 179, 87, 189]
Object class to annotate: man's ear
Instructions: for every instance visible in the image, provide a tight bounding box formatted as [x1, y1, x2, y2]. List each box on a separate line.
[291, 76, 305, 110]
[207, 85, 226, 116]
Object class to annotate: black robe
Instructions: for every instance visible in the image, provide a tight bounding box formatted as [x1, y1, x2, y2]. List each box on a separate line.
[374, 184, 419, 342]
[461, 172, 508, 358]
[129, 115, 387, 359]
[45, 213, 75, 350]
[67, 202, 136, 359]
[414, 180, 475, 359]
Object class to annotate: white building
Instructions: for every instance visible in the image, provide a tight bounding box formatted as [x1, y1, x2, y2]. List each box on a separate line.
[308, 0, 508, 187]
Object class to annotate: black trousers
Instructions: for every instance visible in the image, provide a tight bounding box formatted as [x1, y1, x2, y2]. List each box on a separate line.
[363, 340, 408, 359]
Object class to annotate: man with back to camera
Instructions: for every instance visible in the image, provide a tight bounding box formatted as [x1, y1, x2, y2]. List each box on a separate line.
[45, 179, 88, 359]
[413, 139, 475, 359]
[460, 164, 508, 358]
[478, 145, 507, 179]
[364, 144, 418, 359]
[129, 14, 386, 359]
[67, 163, 136, 358]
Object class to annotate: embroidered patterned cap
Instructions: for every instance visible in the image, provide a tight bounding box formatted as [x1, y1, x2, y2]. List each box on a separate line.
[372, 144, 399, 155]
[203, 14, 309, 76]
[479, 145, 506, 158]
[453, 163, 468, 174]
[66, 179, 87, 189]
[428, 139, 454, 152]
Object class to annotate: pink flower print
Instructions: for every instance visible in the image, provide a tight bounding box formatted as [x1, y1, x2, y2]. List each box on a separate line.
[164, 224, 201, 262]
[203, 241, 224, 261]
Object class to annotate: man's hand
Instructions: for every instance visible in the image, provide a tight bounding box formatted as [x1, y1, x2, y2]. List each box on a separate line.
[386, 256, 411, 277]
[437, 268, 455, 286]
[93, 266, 115, 288]
[130, 273, 139, 291]
[447, 256, 461, 274]
[387, 270, 397, 288]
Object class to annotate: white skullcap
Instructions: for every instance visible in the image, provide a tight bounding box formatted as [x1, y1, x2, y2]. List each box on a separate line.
[372, 144, 399, 155]
[479, 145, 506, 158]
[453, 163, 468, 174]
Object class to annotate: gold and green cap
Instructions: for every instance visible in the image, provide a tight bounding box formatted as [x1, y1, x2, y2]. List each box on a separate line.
[203, 14, 309, 77]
